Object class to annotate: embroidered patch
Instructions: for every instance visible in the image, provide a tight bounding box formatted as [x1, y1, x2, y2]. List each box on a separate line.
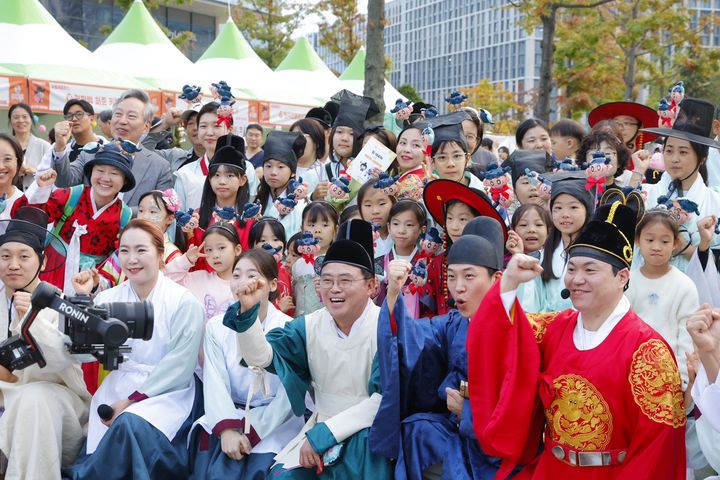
[545, 374, 613, 450]
[527, 312, 559, 342]
[628, 339, 686, 428]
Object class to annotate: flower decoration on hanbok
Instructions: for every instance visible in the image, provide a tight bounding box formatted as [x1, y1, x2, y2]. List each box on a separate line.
[479, 163, 514, 208]
[212, 206, 238, 223]
[296, 231, 320, 266]
[658, 98, 673, 128]
[657, 195, 700, 225]
[404, 258, 429, 295]
[159, 188, 182, 214]
[373, 172, 400, 197]
[275, 193, 298, 216]
[240, 200, 262, 222]
[583, 151, 612, 196]
[211, 80, 235, 128]
[445, 90, 468, 111]
[328, 177, 351, 201]
[261, 242, 283, 263]
[179, 84, 202, 105]
[288, 177, 309, 201]
[390, 99, 413, 121]
[553, 157, 579, 172]
[418, 227, 444, 261]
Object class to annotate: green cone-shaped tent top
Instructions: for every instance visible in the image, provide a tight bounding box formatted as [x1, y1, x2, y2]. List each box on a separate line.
[0, 0, 149, 90]
[92, 0, 200, 91]
[339, 48, 406, 112]
[274, 37, 341, 104]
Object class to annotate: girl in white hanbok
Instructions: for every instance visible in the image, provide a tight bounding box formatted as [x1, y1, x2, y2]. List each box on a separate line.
[189, 248, 304, 479]
[63, 219, 204, 480]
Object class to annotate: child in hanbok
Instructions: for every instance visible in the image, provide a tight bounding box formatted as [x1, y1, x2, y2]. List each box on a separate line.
[188, 249, 304, 479]
[64, 219, 204, 479]
[358, 179, 396, 259]
[249, 217, 294, 314]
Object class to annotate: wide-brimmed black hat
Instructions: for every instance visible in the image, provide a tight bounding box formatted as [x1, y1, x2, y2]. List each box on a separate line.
[448, 216, 505, 271]
[210, 134, 248, 173]
[331, 90, 380, 134]
[83, 142, 136, 192]
[507, 150, 551, 186]
[322, 219, 374, 273]
[0, 207, 66, 273]
[642, 98, 720, 149]
[568, 190, 644, 269]
[423, 179, 508, 241]
[262, 131, 306, 173]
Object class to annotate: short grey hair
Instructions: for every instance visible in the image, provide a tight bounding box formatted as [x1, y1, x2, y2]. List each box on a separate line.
[114, 89, 154, 123]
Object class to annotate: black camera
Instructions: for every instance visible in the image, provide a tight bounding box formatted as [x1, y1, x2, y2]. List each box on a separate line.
[0, 282, 153, 372]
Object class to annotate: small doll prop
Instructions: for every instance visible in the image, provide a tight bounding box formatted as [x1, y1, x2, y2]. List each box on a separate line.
[296, 231, 321, 266]
[327, 177, 351, 201]
[275, 193, 298, 216]
[179, 85, 202, 105]
[480, 163, 514, 209]
[213, 206, 238, 222]
[391, 99, 413, 122]
[583, 151, 612, 203]
[240, 200, 263, 222]
[261, 243, 283, 263]
[657, 195, 700, 225]
[553, 158, 578, 172]
[417, 227, 444, 261]
[288, 177, 309, 201]
[658, 98, 673, 128]
[373, 172, 400, 197]
[211, 80, 235, 128]
[177, 208, 199, 233]
[445, 90, 468, 111]
[403, 258, 429, 296]
[526, 169, 552, 202]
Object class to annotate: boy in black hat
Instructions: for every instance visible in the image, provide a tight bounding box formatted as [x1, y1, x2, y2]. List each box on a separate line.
[371, 208, 508, 479]
[0, 207, 90, 480]
[223, 219, 392, 479]
[468, 198, 687, 479]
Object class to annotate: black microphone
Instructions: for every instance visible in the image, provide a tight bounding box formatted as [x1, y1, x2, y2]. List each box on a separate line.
[97, 404, 114, 421]
[560, 288, 571, 299]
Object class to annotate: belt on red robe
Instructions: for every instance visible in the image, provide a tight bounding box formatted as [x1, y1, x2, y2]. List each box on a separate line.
[546, 438, 628, 467]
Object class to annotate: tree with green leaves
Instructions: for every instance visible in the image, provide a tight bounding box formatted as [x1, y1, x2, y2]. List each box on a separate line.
[397, 84, 423, 104]
[365, 0, 386, 123]
[509, 0, 614, 122]
[460, 80, 524, 134]
[315, 0, 365, 66]
[233, 0, 308, 69]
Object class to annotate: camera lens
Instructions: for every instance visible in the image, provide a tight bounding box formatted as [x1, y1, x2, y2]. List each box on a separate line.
[106, 302, 154, 341]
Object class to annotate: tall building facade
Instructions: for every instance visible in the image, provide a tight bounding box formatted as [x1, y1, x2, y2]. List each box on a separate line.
[384, 0, 541, 109]
[39, 0, 231, 61]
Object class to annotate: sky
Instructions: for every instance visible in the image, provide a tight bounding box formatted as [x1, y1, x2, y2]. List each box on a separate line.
[294, 0, 368, 37]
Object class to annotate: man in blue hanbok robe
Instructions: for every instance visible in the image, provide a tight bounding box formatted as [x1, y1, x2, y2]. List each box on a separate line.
[371, 215, 507, 480]
[223, 219, 392, 479]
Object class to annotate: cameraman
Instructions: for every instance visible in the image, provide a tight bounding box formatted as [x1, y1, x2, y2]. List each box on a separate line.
[0, 207, 90, 480]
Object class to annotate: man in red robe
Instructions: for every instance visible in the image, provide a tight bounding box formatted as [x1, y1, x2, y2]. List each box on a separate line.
[467, 194, 687, 479]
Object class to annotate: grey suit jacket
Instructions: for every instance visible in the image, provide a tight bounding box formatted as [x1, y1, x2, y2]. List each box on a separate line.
[52, 148, 173, 207]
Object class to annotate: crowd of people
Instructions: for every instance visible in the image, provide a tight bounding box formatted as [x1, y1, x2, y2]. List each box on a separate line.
[0, 83, 718, 480]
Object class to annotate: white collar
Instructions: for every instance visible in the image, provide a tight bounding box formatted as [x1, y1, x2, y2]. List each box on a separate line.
[573, 295, 630, 350]
[332, 298, 373, 339]
[89, 187, 120, 218]
[391, 245, 417, 261]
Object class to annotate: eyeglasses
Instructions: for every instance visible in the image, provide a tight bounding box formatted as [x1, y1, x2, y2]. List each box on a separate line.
[434, 153, 467, 164]
[318, 276, 367, 289]
[614, 121, 638, 129]
[64, 111, 88, 121]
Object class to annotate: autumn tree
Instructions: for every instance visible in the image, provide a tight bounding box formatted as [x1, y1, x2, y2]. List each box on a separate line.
[509, 0, 614, 122]
[461, 80, 525, 135]
[365, 0, 386, 123]
[315, 0, 365, 66]
[234, 0, 308, 69]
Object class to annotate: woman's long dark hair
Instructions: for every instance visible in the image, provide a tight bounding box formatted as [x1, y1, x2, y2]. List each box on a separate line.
[198, 164, 250, 229]
[515, 118, 549, 148]
[540, 195, 590, 282]
[8, 103, 34, 136]
[664, 136, 709, 194]
[290, 118, 326, 160]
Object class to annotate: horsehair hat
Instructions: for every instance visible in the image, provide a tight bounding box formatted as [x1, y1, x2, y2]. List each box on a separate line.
[568, 189, 645, 269]
[641, 97, 720, 149]
[210, 133, 247, 172]
[330, 90, 380, 134]
[322, 219, 374, 273]
[262, 131, 306, 173]
[0, 206, 66, 273]
[507, 149, 550, 186]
